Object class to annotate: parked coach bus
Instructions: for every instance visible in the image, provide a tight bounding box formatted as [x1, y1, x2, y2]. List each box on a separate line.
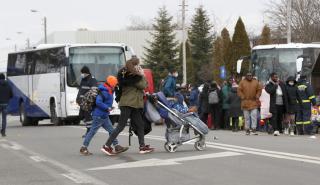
[6, 43, 135, 126]
[237, 43, 320, 118]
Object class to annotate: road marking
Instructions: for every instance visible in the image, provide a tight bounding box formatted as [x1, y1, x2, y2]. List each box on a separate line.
[1, 140, 107, 185]
[88, 151, 243, 171]
[0, 142, 22, 150]
[71, 126, 320, 165]
[30, 155, 47, 162]
[62, 173, 93, 184]
[206, 142, 320, 161]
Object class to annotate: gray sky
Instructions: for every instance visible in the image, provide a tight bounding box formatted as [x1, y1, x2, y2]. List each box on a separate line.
[0, 0, 273, 63]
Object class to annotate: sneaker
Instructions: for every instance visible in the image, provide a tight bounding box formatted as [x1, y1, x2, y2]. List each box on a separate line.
[101, 145, 116, 156]
[114, 145, 129, 154]
[139, 145, 154, 154]
[251, 129, 258, 135]
[309, 135, 317, 139]
[284, 128, 289, 135]
[80, 146, 92, 156]
[245, 129, 250, 135]
[273, 131, 280, 136]
[1, 130, 6, 137]
[290, 131, 295, 136]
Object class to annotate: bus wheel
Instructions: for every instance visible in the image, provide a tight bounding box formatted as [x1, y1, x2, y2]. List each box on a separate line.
[31, 119, 39, 126]
[71, 119, 80, 125]
[50, 102, 63, 126]
[19, 103, 32, 126]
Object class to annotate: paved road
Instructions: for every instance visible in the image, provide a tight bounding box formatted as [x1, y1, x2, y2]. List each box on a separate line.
[1, 116, 320, 185]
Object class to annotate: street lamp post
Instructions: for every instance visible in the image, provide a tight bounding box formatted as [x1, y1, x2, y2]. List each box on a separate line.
[181, 0, 187, 85]
[30, 9, 47, 44]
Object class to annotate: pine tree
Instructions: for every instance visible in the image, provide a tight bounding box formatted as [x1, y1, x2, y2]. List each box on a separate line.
[143, 7, 179, 90]
[258, 25, 272, 45]
[213, 37, 224, 85]
[188, 6, 214, 83]
[221, 28, 233, 78]
[232, 17, 251, 75]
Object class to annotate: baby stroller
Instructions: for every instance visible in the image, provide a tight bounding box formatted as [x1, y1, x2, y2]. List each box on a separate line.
[148, 92, 209, 153]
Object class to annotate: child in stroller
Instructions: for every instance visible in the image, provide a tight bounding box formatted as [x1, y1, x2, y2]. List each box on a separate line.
[149, 92, 208, 152]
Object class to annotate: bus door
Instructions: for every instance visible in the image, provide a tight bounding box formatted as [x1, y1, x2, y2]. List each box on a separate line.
[59, 66, 67, 118]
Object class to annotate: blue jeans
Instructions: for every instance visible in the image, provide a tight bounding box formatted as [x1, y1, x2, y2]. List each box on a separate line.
[243, 109, 258, 130]
[0, 105, 7, 132]
[83, 116, 118, 147]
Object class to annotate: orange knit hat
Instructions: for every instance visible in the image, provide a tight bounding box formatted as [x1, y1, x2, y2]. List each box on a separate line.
[106, 75, 118, 88]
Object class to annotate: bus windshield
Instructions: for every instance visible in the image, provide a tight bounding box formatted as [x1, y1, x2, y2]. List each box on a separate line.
[67, 46, 125, 87]
[252, 48, 303, 84]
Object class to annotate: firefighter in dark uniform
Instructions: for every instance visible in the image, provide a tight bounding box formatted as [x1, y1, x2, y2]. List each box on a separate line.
[296, 75, 316, 135]
[76, 66, 97, 137]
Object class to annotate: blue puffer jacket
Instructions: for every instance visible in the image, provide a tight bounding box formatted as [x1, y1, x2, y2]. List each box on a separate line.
[189, 87, 199, 107]
[92, 84, 113, 118]
[163, 75, 176, 97]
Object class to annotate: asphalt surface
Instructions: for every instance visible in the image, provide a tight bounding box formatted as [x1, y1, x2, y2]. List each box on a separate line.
[1, 116, 320, 185]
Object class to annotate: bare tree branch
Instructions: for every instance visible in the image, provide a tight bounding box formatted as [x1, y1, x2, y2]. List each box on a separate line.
[265, 0, 320, 42]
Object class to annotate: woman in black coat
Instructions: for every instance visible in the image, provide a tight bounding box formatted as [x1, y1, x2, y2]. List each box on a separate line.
[199, 83, 210, 126]
[265, 73, 288, 135]
[284, 76, 299, 135]
[228, 85, 242, 131]
[208, 82, 223, 129]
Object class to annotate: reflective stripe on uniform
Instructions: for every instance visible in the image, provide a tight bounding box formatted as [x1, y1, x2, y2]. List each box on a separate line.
[296, 121, 303, 125]
[309, 95, 315, 100]
[302, 100, 310, 103]
[303, 121, 311, 125]
[298, 85, 307, 88]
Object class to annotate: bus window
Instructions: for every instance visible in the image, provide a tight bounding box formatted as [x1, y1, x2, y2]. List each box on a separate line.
[7, 54, 17, 76]
[48, 48, 65, 73]
[67, 47, 125, 87]
[34, 51, 48, 74]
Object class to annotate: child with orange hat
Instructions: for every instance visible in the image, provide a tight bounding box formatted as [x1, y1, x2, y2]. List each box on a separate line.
[80, 75, 128, 155]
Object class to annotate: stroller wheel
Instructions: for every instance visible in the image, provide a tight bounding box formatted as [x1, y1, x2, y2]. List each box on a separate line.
[164, 142, 178, 153]
[194, 141, 206, 151]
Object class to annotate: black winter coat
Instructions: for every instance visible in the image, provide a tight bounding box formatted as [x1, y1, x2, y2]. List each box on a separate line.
[76, 75, 97, 104]
[228, 88, 243, 117]
[285, 84, 299, 114]
[115, 67, 143, 103]
[265, 81, 288, 113]
[0, 80, 13, 104]
[199, 90, 209, 114]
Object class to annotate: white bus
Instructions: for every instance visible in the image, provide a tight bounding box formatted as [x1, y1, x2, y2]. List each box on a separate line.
[251, 43, 320, 93]
[237, 43, 320, 119]
[6, 43, 134, 126]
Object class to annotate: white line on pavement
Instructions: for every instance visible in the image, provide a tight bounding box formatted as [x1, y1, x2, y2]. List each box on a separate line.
[88, 151, 243, 171]
[62, 173, 93, 184]
[1, 140, 107, 185]
[0, 142, 22, 150]
[70, 126, 320, 165]
[206, 142, 320, 161]
[30, 155, 47, 162]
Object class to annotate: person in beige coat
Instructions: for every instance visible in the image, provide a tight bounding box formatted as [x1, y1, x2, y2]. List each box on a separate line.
[237, 72, 262, 135]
